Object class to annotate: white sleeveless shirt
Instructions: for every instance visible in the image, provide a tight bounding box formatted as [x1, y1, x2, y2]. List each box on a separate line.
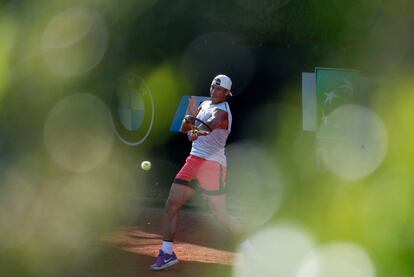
[190, 100, 232, 166]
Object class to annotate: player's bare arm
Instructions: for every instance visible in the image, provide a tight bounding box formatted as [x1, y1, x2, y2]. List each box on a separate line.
[181, 114, 211, 141]
[181, 109, 228, 138]
[180, 118, 193, 133]
[204, 109, 228, 130]
[188, 96, 199, 116]
[180, 96, 200, 133]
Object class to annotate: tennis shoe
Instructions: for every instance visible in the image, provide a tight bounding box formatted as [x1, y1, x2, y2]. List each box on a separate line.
[150, 250, 178, 270]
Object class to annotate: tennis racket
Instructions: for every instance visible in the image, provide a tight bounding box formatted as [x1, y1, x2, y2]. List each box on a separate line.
[184, 115, 212, 135]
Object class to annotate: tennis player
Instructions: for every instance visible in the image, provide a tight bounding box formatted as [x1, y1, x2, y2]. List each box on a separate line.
[151, 74, 241, 270]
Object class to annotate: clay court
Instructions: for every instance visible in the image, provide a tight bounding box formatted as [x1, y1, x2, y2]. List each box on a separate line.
[103, 207, 240, 277]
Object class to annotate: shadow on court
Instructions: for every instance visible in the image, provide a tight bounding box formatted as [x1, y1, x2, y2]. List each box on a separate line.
[98, 207, 238, 276]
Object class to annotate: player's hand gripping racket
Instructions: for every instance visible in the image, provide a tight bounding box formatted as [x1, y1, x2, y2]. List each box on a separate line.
[184, 115, 212, 136]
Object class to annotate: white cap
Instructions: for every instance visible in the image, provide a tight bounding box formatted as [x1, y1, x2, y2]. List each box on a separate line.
[211, 74, 232, 96]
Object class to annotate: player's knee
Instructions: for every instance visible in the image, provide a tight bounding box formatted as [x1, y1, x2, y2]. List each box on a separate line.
[209, 205, 224, 219]
[165, 197, 182, 212]
[212, 212, 228, 226]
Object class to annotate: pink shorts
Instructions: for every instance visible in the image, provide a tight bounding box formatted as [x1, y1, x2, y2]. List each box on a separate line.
[174, 155, 227, 195]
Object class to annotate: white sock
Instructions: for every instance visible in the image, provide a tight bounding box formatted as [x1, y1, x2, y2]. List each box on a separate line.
[162, 240, 174, 255]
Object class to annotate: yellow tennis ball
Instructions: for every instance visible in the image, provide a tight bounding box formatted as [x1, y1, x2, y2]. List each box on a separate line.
[141, 161, 151, 171]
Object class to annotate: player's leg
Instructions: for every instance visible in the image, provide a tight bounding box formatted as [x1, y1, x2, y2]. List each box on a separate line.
[206, 192, 257, 255]
[151, 155, 199, 271]
[197, 160, 243, 237]
[162, 155, 199, 241]
[152, 183, 195, 271]
[163, 183, 195, 241]
[205, 193, 242, 236]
